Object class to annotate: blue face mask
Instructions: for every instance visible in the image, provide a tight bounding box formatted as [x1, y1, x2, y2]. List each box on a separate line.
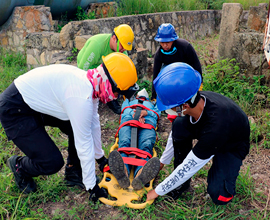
[161, 46, 177, 55]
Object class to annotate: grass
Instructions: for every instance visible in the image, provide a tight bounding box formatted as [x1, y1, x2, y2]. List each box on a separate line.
[1, 32, 270, 218]
[116, 0, 268, 16]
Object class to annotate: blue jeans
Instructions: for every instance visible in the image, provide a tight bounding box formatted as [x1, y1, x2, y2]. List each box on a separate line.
[118, 126, 156, 177]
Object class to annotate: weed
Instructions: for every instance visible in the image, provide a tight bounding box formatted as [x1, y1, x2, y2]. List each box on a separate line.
[67, 47, 78, 62]
[76, 6, 95, 21]
[137, 79, 152, 98]
[116, 0, 267, 16]
[1, 32, 270, 219]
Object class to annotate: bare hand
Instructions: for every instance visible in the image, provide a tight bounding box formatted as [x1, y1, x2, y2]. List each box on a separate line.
[159, 162, 164, 171]
[133, 110, 148, 123]
[146, 189, 159, 201]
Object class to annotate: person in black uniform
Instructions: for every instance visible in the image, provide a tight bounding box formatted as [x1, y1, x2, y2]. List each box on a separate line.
[147, 62, 250, 205]
[151, 23, 202, 100]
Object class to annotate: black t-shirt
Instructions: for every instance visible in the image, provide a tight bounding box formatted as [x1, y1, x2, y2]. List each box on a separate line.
[152, 38, 202, 99]
[172, 91, 250, 160]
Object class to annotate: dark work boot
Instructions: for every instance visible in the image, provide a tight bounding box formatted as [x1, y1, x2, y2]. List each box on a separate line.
[132, 157, 160, 190]
[64, 165, 84, 189]
[166, 179, 191, 201]
[107, 100, 121, 115]
[108, 151, 130, 189]
[7, 155, 37, 194]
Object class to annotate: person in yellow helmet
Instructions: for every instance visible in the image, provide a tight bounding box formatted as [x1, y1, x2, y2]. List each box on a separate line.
[0, 52, 139, 202]
[77, 24, 135, 114]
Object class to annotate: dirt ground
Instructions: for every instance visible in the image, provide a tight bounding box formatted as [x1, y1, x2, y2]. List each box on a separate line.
[40, 36, 270, 219]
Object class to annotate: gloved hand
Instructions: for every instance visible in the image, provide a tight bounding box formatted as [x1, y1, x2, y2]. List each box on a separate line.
[89, 183, 108, 202]
[96, 156, 108, 172]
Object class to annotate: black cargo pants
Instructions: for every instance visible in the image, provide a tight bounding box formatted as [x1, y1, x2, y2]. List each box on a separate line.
[172, 116, 248, 205]
[0, 82, 81, 177]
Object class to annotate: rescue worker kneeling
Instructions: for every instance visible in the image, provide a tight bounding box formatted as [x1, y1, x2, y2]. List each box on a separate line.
[0, 52, 138, 202]
[146, 62, 250, 205]
[108, 89, 161, 190]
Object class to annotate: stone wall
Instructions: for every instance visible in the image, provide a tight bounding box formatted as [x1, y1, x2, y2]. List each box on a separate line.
[218, 3, 269, 76]
[24, 8, 222, 78]
[0, 5, 223, 78]
[0, 5, 53, 53]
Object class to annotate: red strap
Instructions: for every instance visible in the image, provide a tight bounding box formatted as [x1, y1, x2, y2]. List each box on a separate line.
[121, 104, 160, 121]
[103, 165, 110, 173]
[115, 120, 155, 138]
[122, 157, 147, 166]
[118, 147, 152, 159]
[218, 195, 233, 202]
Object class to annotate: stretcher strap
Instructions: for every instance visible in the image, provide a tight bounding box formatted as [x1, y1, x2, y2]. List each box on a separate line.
[103, 165, 110, 173]
[130, 104, 142, 149]
[118, 147, 152, 159]
[122, 157, 147, 166]
[115, 120, 155, 138]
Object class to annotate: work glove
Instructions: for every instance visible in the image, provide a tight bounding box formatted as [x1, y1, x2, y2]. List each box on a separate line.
[96, 156, 108, 172]
[89, 183, 108, 203]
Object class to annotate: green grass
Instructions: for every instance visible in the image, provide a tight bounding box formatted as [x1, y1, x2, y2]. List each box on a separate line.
[116, 0, 267, 16]
[1, 31, 270, 219]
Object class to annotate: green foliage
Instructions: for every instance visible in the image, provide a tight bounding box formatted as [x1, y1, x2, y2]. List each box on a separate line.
[67, 47, 78, 62]
[75, 6, 95, 21]
[55, 12, 69, 33]
[0, 47, 27, 92]
[116, 0, 268, 15]
[137, 79, 152, 98]
[1, 34, 270, 219]
[116, 0, 207, 16]
[204, 58, 270, 148]
[204, 58, 270, 115]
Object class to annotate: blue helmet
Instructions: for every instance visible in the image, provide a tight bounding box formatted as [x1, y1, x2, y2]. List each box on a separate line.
[154, 23, 179, 42]
[153, 62, 202, 111]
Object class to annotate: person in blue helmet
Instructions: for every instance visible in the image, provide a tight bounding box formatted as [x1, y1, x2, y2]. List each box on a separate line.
[108, 89, 161, 190]
[146, 62, 250, 205]
[151, 23, 202, 100]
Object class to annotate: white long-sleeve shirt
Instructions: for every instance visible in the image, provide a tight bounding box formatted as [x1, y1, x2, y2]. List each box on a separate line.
[14, 64, 104, 190]
[156, 150, 213, 195]
[160, 131, 174, 165]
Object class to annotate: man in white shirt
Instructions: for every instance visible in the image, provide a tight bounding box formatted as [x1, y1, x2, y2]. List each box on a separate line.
[0, 52, 139, 202]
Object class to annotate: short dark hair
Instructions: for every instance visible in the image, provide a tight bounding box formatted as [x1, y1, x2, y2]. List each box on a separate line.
[112, 32, 118, 41]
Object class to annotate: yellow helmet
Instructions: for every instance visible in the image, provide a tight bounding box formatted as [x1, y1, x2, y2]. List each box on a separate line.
[102, 52, 139, 98]
[114, 24, 134, 51]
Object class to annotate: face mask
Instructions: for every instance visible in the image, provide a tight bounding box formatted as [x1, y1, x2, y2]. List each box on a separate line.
[165, 108, 178, 116]
[161, 46, 177, 55]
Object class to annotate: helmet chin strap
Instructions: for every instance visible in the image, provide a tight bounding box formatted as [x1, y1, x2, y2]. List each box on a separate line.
[117, 40, 120, 52]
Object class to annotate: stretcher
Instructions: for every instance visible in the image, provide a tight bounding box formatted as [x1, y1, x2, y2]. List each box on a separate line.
[98, 138, 157, 209]
[99, 98, 159, 209]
